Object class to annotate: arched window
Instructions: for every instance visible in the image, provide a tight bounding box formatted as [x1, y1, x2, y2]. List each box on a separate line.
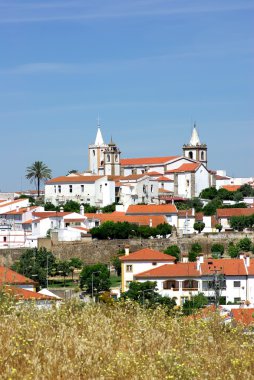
[201, 151, 205, 160]
[189, 151, 193, 159]
[107, 154, 110, 162]
[115, 154, 118, 162]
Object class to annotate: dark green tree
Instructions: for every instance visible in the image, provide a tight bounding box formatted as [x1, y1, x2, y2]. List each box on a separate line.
[190, 243, 202, 254]
[211, 243, 224, 258]
[44, 202, 58, 211]
[80, 264, 110, 293]
[63, 200, 80, 213]
[26, 161, 52, 197]
[164, 245, 180, 262]
[194, 222, 205, 234]
[188, 251, 198, 262]
[12, 248, 55, 287]
[102, 203, 116, 213]
[215, 223, 222, 232]
[69, 257, 83, 269]
[228, 242, 240, 258]
[155, 223, 172, 237]
[230, 216, 247, 231]
[200, 187, 218, 200]
[239, 184, 254, 197]
[203, 198, 223, 216]
[237, 237, 252, 252]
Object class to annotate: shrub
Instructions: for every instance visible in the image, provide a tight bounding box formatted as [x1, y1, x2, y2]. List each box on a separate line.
[228, 242, 240, 258]
[164, 245, 180, 262]
[211, 243, 224, 257]
[194, 222, 205, 233]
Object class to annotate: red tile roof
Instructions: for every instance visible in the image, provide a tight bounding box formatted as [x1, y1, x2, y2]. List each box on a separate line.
[178, 209, 195, 217]
[0, 267, 36, 285]
[222, 185, 241, 192]
[120, 174, 147, 181]
[3, 286, 57, 301]
[126, 204, 177, 215]
[231, 308, 254, 326]
[46, 175, 102, 184]
[195, 212, 204, 221]
[0, 199, 27, 209]
[166, 163, 201, 173]
[146, 171, 163, 176]
[217, 208, 254, 218]
[4, 206, 37, 215]
[32, 211, 72, 218]
[215, 175, 231, 180]
[157, 176, 174, 182]
[64, 218, 85, 222]
[135, 262, 200, 278]
[120, 156, 180, 166]
[201, 259, 247, 276]
[119, 248, 175, 262]
[158, 188, 172, 193]
[84, 212, 166, 227]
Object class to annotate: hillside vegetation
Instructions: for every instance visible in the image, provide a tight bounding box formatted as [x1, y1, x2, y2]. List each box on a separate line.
[0, 300, 254, 379]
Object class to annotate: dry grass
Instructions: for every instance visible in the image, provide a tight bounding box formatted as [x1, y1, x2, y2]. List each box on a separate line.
[0, 299, 254, 380]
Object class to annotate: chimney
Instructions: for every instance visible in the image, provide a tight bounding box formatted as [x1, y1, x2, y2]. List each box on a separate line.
[125, 245, 130, 256]
[27, 206, 30, 212]
[182, 253, 188, 263]
[16, 206, 20, 212]
[60, 206, 64, 213]
[192, 208, 195, 217]
[239, 252, 245, 260]
[197, 254, 204, 271]
[80, 204, 84, 216]
[172, 198, 174, 205]
[149, 218, 153, 227]
[245, 253, 250, 267]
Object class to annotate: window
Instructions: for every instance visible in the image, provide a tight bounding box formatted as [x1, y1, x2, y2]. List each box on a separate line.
[151, 185, 153, 193]
[152, 262, 157, 266]
[54, 186, 56, 193]
[3, 236, 6, 242]
[100, 185, 102, 192]
[58, 185, 61, 193]
[51, 221, 54, 228]
[69, 185, 73, 193]
[186, 180, 190, 187]
[201, 151, 205, 160]
[126, 265, 133, 272]
[107, 154, 110, 162]
[234, 297, 241, 304]
[189, 151, 193, 159]
[81, 185, 84, 192]
[93, 150, 95, 157]
[234, 281, 241, 288]
[58, 221, 61, 228]
[115, 154, 118, 162]
[143, 185, 146, 193]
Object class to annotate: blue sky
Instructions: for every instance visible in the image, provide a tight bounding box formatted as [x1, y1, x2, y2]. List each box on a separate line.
[0, 0, 253, 191]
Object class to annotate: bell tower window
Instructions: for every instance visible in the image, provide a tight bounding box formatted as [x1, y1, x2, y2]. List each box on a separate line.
[201, 151, 204, 160]
[189, 151, 193, 159]
[107, 154, 110, 162]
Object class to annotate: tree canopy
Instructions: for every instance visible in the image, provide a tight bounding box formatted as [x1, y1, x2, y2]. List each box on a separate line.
[164, 245, 180, 262]
[80, 264, 110, 294]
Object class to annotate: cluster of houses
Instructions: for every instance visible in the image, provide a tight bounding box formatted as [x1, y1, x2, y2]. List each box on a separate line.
[0, 197, 254, 249]
[119, 246, 254, 307]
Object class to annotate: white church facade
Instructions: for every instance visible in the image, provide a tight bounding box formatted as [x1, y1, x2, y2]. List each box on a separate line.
[45, 123, 215, 207]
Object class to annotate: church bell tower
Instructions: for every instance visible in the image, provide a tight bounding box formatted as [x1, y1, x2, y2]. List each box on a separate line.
[182, 124, 208, 166]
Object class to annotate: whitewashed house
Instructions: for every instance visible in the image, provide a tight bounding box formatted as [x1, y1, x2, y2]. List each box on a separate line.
[216, 208, 254, 231]
[126, 204, 178, 227]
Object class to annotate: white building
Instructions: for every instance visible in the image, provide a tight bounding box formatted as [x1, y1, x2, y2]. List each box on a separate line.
[120, 249, 254, 306]
[216, 208, 254, 231]
[126, 204, 178, 227]
[182, 124, 208, 167]
[45, 174, 115, 207]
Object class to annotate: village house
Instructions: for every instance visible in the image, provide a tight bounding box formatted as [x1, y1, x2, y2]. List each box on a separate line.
[216, 208, 254, 231]
[120, 248, 254, 306]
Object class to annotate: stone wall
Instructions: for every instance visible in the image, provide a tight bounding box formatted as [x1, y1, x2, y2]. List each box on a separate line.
[0, 232, 253, 266]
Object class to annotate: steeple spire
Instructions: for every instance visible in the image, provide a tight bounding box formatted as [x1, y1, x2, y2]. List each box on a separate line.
[189, 123, 201, 146]
[94, 115, 104, 146]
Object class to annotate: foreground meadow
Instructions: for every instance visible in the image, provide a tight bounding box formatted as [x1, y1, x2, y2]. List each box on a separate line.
[0, 300, 254, 380]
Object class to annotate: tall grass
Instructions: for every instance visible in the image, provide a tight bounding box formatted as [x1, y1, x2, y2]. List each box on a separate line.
[0, 299, 254, 379]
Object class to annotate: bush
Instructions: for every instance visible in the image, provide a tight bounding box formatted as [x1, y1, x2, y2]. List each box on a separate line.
[228, 242, 240, 258]
[190, 243, 202, 254]
[237, 237, 253, 252]
[194, 222, 205, 233]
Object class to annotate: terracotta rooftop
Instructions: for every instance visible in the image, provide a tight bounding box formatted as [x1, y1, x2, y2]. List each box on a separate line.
[217, 208, 254, 218]
[166, 163, 201, 173]
[119, 248, 176, 262]
[4, 206, 37, 215]
[2, 286, 57, 301]
[222, 185, 241, 192]
[84, 212, 166, 227]
[135, 262, 200, 278]
[32, 211, 72, 218]
[120, 156, 180, 166]
[156, 176, 174, 182]
[126, 204, 177, 215]
[120, 174, 147, 181]
[231, 308, 254, 326]
[0, 199, 27, 209]
[201, 259, 247, 276]
[46, 175, 103, 184]
[178, 209, 195, 217]
[0, 267, 36, 285]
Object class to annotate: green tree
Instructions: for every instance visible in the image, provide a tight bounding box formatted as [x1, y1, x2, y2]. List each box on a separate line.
[215, 223, 222, 232]
[239, 184, 254, 197]
[200, 187, 218, 200]
[26, 161, 52, 197]
[203, 198, 223, 216]
[12, 248, 55, 287]
[233, 191, 244, 202]
[237, 237, 252, 252]
[44, 202, 58, 211]
[228, 242, 240, 258]
[182, 293, 208, 315]
[102, 203, 116, 213]
[194, 222, 205, 234]
[83, 203, 98, 213]
[155, 223, 172, 237]
[80, 264, 110, 293]
[230, 216, 247, 231]
[164, 245, 180, 262]
[122, 281, 176, 309]
[217, 188, 234, 200]
[211, 243, 224, 258]
[69, 257, 83, 269]
[190, 243, 202, 254]
[188, 251, 198, 262]
[63, 200, 80, 213]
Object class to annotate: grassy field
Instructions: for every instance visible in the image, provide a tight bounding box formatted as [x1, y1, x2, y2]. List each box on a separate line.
[0, 299, 254, 379]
